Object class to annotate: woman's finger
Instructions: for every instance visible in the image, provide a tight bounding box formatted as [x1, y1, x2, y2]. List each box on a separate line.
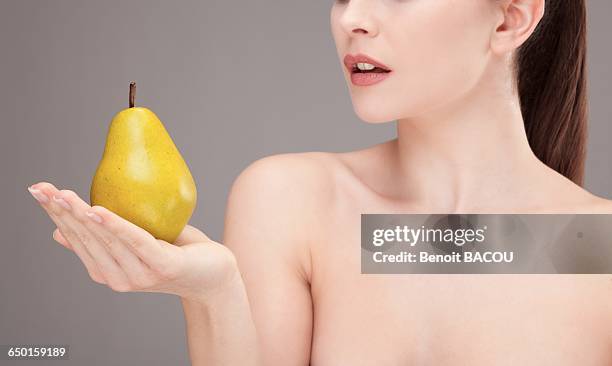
[88, 204, 183, 279]
[49, 193, 133, 290]
[52, 228, 72, 250]
[57, 189, 157, 290]
[29, 182, 107, 285]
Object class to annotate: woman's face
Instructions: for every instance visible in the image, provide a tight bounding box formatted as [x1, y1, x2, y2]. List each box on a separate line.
[331, 0, 500, 123]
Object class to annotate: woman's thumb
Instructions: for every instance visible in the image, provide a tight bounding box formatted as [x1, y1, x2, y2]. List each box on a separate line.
[172, 225, 211, 246]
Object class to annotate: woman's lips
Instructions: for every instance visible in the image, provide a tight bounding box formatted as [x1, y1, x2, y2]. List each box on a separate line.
[350, 72, 391, 86]
[343, 53, 393, 87]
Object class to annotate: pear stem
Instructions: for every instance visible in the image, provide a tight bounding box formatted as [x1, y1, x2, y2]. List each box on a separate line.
[129, 82, 136, 108]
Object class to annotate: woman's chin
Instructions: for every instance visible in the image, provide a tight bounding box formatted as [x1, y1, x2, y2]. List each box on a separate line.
[353, 106, 398, 124]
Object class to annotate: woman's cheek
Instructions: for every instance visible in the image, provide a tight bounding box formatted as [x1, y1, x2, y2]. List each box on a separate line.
[394, 25, 489, 118]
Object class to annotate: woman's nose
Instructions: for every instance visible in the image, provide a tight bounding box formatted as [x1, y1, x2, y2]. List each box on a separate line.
[338, 0, 379, 37]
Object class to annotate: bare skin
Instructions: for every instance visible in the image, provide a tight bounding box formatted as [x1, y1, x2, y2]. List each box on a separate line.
[301, 149, 612, 365]
[28, 145, 612, 366]
[27, 0, 612, 365]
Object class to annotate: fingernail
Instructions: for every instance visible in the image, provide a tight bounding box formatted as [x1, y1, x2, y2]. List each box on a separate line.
[28, 187, 49, 203]
[86, 211, 103, 224]
[52, 195, 72, 211]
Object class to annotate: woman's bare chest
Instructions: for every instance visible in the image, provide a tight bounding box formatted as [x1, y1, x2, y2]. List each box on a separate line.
[308, 207, 612, 365]
[310, 273, 612, 365]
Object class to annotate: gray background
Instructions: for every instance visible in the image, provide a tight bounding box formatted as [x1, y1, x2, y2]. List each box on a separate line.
[1, 0, 610, 365]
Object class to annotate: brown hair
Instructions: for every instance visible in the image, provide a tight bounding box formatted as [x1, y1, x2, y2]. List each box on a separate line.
[515, 0, 588, 186]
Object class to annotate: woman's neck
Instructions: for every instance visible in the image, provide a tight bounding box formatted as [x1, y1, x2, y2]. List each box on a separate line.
[391, 69, 555, 212]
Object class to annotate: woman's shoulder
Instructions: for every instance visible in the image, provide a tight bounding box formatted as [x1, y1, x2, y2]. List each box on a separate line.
[223, 152, 345, 284]
[228, 151, 345, 217]
[233, 151, 341, 192]
[231, 140, 393, 197]
[577, 194, 612, 213]
[525, 163, 612, 213]
[543, 178, 612, 213]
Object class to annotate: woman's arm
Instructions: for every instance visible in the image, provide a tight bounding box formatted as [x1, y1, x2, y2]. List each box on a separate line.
[29, 152, 325, 366]
[181, 154, 328, 366]
[29, 183, 263, 365]
[180, 272, 262, 366]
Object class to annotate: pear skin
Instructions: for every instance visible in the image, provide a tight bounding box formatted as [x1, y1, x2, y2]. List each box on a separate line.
[90, 85, 197, 243]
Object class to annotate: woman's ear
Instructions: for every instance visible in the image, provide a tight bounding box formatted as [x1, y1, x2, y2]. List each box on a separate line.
[490, 0, 545, 55]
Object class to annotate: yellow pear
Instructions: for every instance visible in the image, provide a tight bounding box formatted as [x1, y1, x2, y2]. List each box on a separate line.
[90, 82, 197, 243]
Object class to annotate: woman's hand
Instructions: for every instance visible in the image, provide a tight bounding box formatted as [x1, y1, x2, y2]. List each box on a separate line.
[27, 182, 239, 301]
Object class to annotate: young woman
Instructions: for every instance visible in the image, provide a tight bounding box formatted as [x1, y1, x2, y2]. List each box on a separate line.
[28, 0, 612, 364]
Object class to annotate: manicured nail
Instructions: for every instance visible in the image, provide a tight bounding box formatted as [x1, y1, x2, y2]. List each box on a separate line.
[52, 195, 72, 211]
[28, 187, 49, 203]
[86, 211, 103, 224]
